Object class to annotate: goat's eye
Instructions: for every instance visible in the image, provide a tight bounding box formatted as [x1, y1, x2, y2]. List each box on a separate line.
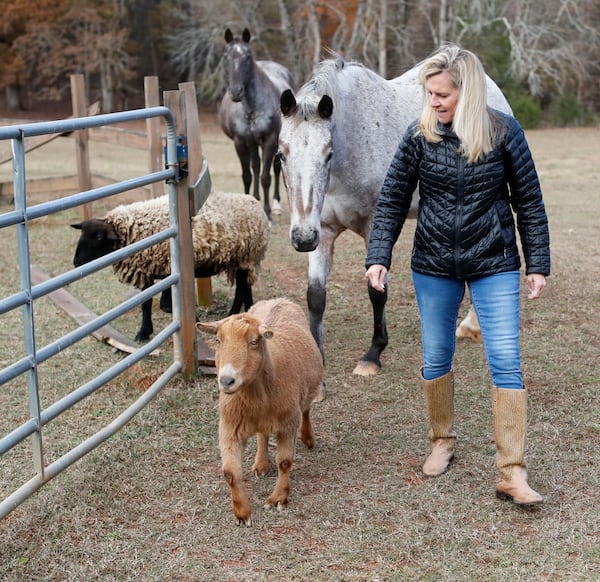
[325, 150, 333, 163]
[249, 338, 258, 346]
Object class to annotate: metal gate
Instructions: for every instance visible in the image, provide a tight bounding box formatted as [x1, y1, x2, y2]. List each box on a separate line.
[0, 107, 192, 519]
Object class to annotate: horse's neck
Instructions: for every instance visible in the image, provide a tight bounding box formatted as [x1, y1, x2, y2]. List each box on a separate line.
[242, 63, 263, 106]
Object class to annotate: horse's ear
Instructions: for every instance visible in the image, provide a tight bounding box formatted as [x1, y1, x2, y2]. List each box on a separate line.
[225, 28, 233, 43]
[280, 89, 297, 117]
[242, 28, 251, 43]
[318, 95, 334, 119]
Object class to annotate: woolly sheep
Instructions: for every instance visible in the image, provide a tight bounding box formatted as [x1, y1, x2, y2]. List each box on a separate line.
[71, 191, 270, 342]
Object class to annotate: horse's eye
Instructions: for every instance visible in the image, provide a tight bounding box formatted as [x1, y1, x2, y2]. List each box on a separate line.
[325, 150, 334, 163]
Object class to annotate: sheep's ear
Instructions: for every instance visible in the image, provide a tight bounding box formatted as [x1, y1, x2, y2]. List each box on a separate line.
[196, 321, 220, 335]
[259, 324, 273, 340]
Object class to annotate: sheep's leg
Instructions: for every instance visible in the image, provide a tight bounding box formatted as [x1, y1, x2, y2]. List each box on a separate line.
[264, 429, 296, 511]
[252, 433, 271, 476]
[135, 294, 154, 342]
[221, 438, 252, 526]
[159, 288, 172, 313]
[300, 409, 315, 449]
[229, 270, 252, 314]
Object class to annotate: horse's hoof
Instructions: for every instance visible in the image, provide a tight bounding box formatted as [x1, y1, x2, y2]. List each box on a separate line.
[271, 200, 283, 216]
[352, 360, 381, 376]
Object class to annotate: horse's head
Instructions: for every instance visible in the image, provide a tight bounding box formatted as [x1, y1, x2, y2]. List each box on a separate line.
[223, 28, 253, 102]
[279, 89, 334, 252]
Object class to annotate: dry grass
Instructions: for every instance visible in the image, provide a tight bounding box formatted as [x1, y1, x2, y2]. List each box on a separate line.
[0, 116, 599, 581]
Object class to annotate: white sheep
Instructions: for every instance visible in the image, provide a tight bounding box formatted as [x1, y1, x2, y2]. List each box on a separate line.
[71, 191, 270, 341]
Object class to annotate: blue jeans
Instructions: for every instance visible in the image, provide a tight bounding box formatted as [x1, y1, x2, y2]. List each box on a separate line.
[412, 271, 523, 388]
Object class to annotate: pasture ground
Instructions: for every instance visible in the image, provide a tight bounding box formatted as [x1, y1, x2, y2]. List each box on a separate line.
[0, 113, 599, 581]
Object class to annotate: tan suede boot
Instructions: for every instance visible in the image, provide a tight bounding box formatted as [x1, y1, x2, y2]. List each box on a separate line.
[422, 370, 456, 477]
[493, 387, 543, 506]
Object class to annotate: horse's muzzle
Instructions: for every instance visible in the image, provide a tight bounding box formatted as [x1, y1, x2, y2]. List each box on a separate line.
[290, 225, 319, 252]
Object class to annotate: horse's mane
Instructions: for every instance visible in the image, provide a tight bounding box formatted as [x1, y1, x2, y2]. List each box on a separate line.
[295, 54, 378, 119]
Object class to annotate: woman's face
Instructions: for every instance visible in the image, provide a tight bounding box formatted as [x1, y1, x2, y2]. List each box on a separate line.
[425, 71, 459, 125]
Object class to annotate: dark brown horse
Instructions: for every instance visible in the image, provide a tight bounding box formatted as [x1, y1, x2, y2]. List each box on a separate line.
[218, 29, 294, 219]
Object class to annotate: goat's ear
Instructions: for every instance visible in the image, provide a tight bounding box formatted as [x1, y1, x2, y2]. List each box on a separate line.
[259, 324, 273, 340]
[242, 28, 251, 43]
[196, 321, 219, 335]
[224, 28, 233, 43]
[71, 223, 83, 230]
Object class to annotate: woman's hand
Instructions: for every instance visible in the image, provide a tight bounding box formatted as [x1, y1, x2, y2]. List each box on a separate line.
[365, 265, 388, 292]
[526, 273, 547, 299]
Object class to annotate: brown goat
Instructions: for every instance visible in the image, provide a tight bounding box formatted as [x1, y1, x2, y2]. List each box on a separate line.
[197, 298, 324, 526]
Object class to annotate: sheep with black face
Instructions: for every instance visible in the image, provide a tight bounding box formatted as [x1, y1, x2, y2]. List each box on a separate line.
[72, 191, 270, 341]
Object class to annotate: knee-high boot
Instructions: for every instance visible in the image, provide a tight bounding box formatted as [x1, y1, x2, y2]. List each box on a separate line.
[493, 387, 543, 506]
[422, 370, 456, 477]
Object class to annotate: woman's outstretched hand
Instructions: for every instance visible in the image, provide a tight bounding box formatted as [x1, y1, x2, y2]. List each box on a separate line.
[365, 265, 388, 293]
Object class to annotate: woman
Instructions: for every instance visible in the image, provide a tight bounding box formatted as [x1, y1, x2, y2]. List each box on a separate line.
[365, 44, 550, 506]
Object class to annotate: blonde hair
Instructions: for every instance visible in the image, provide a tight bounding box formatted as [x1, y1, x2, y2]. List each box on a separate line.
[418, 44, 496, 164]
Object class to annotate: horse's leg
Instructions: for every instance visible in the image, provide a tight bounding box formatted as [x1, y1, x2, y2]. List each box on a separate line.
[307, 229, 335, 363]
[250, 146, 261, 200]
[234, 140, 252, 195]
[273, 151, 282, 204]
[261, 135, 280, 217]
[353, 282, 389, 376]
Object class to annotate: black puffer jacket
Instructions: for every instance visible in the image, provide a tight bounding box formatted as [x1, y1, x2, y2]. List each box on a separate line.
[366, 109, 550, 279]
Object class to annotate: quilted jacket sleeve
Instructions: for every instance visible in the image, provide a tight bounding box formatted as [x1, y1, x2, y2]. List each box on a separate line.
[503, 117, 551, 276]
[366, 125, 422, 270]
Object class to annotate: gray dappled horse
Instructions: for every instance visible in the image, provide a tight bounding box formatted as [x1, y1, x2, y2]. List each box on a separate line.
[278, 57, 512, 375]
[218, 28, 294, 219]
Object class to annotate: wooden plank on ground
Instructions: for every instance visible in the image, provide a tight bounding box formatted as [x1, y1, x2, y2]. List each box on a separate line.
[30, 265, 160, 356]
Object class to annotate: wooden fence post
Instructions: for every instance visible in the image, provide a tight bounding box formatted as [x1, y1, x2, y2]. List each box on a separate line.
[163, 90, 197, 377]
[178, 81, 212, 308]
[144, 76, 165, 199]
[70, 74, 92, 220]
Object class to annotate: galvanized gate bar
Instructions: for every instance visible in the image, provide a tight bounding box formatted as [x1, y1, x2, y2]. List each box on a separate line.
[0, 228, 177, 317]
[0, 101, 195, 519]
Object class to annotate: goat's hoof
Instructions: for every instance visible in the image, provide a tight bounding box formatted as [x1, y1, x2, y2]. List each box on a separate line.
[456, 325, 482, 342]
[236, 516, 252, 527]
[352, 360, 381, 376]
[313, 382, 326, 403]
[264, 498, 288, 511]
[252, 462, 271, 477]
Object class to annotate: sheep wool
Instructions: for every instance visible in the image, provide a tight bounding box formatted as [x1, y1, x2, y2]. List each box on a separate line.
[105, 192, 270, 289]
